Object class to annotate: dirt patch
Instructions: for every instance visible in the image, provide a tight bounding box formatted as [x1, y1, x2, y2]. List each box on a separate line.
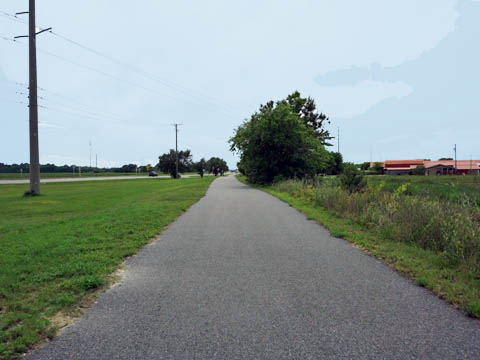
[48, 266, 127, 335]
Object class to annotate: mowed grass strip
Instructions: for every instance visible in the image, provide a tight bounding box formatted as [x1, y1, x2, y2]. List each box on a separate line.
[0, 177, 215, 359]
[0, 172, 148, 180]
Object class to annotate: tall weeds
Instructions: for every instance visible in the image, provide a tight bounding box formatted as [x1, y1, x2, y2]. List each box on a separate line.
[272, 178, 480, 274]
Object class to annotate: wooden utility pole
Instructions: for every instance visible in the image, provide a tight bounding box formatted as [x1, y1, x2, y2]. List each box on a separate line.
[172, 124, 182, 179]
[29, 0, 40, 194]
[15, 1, 51, 194]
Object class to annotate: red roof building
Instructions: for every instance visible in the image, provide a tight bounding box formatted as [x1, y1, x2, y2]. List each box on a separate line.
[374, 160, 480, 175]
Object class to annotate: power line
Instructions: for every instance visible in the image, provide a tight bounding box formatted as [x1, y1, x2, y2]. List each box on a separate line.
[12, 83, 173, 127]
[40, 97, 125, 122]
[38, 87, 126, 121]
[0, 98, 28, 106]
[15, 89, 116, 123]
[48, 30, 237, 114]
[7, 38, 239, 118]
[1, 10, 239, 117]
[7, 38, 181, 101]
[0, 11, 27, 25]
[38, 103, 111, 123]
[0, 32, 15, 42]
[13, 81, 128, 122]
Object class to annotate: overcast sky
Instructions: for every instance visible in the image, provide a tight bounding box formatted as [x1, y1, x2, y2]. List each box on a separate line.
[1, 0, 479, 168]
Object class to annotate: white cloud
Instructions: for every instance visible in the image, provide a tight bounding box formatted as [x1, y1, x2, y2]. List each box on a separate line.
[310, 80, 413, 119]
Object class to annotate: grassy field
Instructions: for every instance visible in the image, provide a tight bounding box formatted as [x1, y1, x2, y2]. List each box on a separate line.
[0, 177, 215, 359]
[0, 172, 149, 180]
[237, 175, 480, 320]
[367, 175, 480, 206]
[0, 172, 203, 180]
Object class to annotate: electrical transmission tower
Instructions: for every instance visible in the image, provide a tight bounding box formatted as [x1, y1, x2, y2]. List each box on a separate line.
[14, 0, 51, 195]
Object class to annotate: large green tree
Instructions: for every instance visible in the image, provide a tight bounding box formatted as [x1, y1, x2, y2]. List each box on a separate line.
[229, 93, 330, 184]
[157, 149, 193, 178]
[207, 157, 228, 176]
[286, 91, 333, 146]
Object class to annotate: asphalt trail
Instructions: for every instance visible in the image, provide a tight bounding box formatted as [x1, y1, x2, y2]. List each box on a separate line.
[26, 175, 480, 359]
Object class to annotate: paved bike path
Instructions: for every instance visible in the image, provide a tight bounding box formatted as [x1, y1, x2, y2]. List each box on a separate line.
[26, 175, 480, 359]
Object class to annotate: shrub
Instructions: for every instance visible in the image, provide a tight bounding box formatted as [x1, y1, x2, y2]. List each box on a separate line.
[273, 178, 480, 275]
[412, 165, 426, 176]
[339, 163, 366, 193]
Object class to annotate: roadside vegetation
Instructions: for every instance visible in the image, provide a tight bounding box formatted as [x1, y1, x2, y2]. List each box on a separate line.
[230, 91, 480, 320]
[157, 149, 228, 179]
[367, 175, 480, 206]
[0, 163, 155, 177]
[238, 174, 480, 319]
[0, 172, 149, 180]
[0, 177, 214, 359]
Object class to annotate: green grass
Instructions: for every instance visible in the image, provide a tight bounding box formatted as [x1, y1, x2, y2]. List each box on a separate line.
[0, 177, 215, 359]
[0, 172, 149, 180]
[367, 175, 480, 206]
[237, 175, 480, 320]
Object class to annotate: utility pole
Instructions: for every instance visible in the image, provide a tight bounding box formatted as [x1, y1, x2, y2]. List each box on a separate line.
[96, 154, 98, 169]
[172, 124, 182, 179]
[454, 144, 457, 175]
[337, 126, 340, 154]
[14, 1, 51, 195]
[89, 141, 92, 168]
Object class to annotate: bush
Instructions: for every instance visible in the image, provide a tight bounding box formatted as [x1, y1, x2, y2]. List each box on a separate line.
[339, 163, 366, 193]
[412, 165, 426, 176]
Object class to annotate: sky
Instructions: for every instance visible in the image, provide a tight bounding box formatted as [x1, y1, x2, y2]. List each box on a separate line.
[1, 0, 479, 168]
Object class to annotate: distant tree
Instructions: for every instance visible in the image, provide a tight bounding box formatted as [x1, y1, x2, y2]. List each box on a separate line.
[325, 152, 343, 175]
[439, 157, 453, 161]
[359, 162, 371, 171]
[371, 162, 384, 174]
[412, 165, 426, 176]
[120, 164, 138, 173]
[340, 163, 367, 193]
[157, 149, 193, 178]
[195, 158, 207, 178]
[207, 157, 228, 176]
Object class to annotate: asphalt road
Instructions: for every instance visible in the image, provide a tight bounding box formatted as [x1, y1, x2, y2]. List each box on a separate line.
[0, 175, 197, 185]
[26, 175, 480, 359]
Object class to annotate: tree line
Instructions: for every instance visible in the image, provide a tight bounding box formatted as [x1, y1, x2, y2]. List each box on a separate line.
[0, 156, 229, 176]
[0, 162, 154, 174]
[156, 150, 228, 178]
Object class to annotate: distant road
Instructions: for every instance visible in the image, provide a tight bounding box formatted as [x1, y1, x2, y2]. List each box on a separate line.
[0, 175, 198, 185]
[25, 176, 480, 359]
